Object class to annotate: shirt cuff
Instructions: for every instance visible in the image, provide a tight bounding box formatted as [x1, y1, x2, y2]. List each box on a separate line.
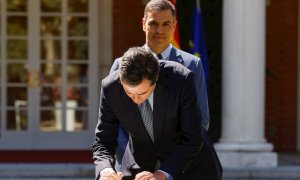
[158, 170, 173, 180]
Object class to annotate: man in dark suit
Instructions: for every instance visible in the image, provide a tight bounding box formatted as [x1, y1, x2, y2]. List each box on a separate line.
[93, 47, 207, 180]
[110, 0, 222, 178]
[111, 0, 209, 133]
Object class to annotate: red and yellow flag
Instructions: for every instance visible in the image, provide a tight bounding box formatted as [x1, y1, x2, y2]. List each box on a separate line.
[170, 0, 181, 49]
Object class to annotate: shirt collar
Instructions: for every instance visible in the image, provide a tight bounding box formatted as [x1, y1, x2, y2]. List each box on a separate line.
[145, 44, 173, 60]
[148, 92, 154, 110]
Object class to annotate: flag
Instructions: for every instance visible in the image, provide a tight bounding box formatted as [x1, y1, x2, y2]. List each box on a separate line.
[189, 0, 209, 80]
[170, 0, 181, 49]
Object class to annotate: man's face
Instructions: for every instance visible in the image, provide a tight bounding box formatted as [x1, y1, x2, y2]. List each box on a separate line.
[122, 79, 156, 105]
[143, 9, 176, 53]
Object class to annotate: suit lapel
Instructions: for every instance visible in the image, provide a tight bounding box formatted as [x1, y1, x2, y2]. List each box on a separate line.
[120, 89, 153, 143]
[169, 46, 183, 64]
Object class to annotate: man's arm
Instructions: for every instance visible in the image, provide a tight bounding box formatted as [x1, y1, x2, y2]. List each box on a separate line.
[194, 58, 210, 130]
[92, 80, 119, 178]
[174, 49, 210, 130]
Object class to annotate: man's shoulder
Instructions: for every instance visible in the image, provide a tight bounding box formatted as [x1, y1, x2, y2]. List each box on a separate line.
[102, 70, 120, 88]
[159, 60, 191, 76]
[115, 57, 122, 62]
[112, 57, 122, 67]
[173, 47, 200, 61]
[157, 60, 194, 91]
[170, 47, 203, 72]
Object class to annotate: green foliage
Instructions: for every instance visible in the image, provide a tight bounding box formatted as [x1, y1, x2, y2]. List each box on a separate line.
[7, 40, 27, 59]
[41, 0, 61, 12]
[7, 17, 27, 36]
[7, 0, 27, 12]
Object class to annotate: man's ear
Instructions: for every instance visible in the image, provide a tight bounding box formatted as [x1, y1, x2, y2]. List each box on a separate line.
[142, 18, 146, 32]
[173, 19, 177, 30]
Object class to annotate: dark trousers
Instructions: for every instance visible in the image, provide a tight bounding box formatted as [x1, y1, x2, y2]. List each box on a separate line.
[175, 129, 222, 180]
[196, 129, 223, 180]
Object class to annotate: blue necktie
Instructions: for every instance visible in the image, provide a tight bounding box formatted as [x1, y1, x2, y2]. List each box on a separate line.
[138, 100, 154, 141]
[157, 54, 163, 60]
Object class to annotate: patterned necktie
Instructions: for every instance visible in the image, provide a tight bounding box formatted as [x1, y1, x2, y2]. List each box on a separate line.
[138, 100, 154, 141]
[157, 54, 163, 60]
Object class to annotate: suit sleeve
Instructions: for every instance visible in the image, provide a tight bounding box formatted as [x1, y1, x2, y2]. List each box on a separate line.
[109, 58, 129, 162]
[109, 58, 121, 74]
[159, 71, 203, 177]
[194, 58, 210, 130]
[92, 80, 119, 178]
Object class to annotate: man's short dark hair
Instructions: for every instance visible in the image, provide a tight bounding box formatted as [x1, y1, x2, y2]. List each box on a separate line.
[119, 47, 159, 86]
[144, 0, 176, 20]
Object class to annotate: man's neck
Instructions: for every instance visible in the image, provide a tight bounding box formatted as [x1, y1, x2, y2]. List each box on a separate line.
[147, 44, 169, 54]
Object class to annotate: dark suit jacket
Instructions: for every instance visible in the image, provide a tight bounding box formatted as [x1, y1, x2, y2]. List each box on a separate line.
[93, 60, 203, 179]
[110, 46, 210, 129]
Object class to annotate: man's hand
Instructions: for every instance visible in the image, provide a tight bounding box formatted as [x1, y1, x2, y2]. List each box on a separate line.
[135, 171, 167, 180]
[153, 171, 167, 180]
[135, 171, 155, 180]
[99, 168, 123, 180]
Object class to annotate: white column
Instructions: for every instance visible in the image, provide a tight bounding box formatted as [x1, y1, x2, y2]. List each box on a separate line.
[98, 0, 113, 79]
[214, 0, 277, 167]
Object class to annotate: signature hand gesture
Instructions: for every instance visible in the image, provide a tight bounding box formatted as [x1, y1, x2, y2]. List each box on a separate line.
[135, 171, 167, 180]
[100, 168, 123, 180]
